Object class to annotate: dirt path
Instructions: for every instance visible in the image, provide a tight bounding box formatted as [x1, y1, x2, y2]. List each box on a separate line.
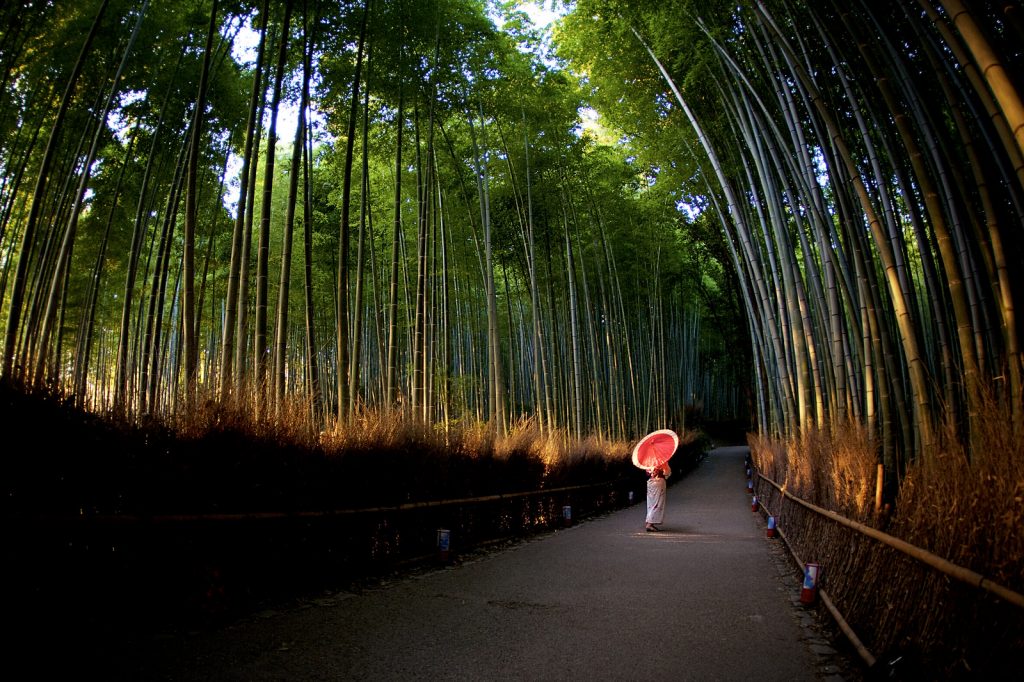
[100, 446, 849, 680]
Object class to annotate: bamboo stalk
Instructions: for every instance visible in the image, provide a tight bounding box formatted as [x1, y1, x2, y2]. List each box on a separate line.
[874, 463, 883, 513]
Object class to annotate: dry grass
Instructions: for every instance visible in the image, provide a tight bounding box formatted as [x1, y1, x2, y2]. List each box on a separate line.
[67, 377, 703, 492]
[6, 378, 684, 517]
[4, 372, 710, 518]
[320, 407, 439, 454]
[749, 420, 878, 520]
[93, 384, 687, 509]
[892, 391, 1024, 591]
[167, 387, 322, 446]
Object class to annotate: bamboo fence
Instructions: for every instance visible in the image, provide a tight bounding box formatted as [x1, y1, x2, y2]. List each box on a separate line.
[753, 469, 1024, 676]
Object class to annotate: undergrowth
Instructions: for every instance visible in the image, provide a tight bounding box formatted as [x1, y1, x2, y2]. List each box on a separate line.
[2, 380, 700, 516]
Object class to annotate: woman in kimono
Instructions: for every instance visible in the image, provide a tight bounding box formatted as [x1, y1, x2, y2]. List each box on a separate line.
[645, 463, 670, 531]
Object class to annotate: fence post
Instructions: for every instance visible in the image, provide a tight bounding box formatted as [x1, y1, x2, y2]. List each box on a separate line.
[875, 464, 884, 513]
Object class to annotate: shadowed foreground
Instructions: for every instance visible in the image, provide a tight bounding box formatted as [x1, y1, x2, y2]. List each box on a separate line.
[102, 447, 830, 680]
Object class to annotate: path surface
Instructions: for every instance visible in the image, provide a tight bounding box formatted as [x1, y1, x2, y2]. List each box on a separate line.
[110, 447, 829, 680]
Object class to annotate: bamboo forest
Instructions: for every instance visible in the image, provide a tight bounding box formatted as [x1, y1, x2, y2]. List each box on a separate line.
[0, 0, 746, 438]
[3, 0, 1023, 676]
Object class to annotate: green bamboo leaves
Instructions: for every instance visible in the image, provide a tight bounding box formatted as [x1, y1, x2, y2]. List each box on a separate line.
[0, 0, 719, 444]
[564, 0, 1023, 470]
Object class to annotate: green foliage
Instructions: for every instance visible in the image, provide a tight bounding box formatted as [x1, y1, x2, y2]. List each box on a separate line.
[0, 0, 745, 436]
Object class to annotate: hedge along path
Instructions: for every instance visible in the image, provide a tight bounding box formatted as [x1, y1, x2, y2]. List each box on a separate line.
[756, 472, 1024, 609]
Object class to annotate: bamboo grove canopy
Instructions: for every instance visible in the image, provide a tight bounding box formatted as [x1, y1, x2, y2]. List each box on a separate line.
[558, 0, 1024, 472]
[0, 0, 737, 443]
[1, 0, 1022, 472]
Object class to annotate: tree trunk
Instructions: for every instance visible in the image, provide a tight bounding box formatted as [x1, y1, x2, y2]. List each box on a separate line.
[273, 23, 308, 407]
[180, 0, 219, 411]
[255, 0, 293, 415]
[3, 0, 109, 381]
[385, 65, 404, 409]
[336, 0, 370, 422]
[221, 0, 270, 403]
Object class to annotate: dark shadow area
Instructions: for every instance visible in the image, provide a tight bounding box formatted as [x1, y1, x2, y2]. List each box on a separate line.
[701, 419, 750, 446]
[1, 381, 710, 667]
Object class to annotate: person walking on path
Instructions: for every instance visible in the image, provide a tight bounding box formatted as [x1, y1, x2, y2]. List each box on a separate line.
[645, 462, 670, 531]
[631, 429, 679, 532]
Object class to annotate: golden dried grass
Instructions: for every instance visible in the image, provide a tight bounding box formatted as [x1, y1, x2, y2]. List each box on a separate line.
[749, 420, 878, 520]
[169, 387, 653, 476]
[892, 390, 1024, 591]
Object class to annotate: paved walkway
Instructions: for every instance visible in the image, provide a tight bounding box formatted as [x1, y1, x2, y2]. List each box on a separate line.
[109, 447, 830, 680]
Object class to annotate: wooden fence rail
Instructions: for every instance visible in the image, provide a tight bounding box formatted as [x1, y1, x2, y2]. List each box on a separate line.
[11, 480, 622, 526]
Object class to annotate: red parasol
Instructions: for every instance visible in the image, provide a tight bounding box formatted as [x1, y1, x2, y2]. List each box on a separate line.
[631, 429, 679, 470]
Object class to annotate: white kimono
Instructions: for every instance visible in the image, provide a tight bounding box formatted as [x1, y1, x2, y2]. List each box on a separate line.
[645, 468, 670, 524]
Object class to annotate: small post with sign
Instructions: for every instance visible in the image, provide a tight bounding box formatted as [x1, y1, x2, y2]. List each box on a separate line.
[437, 529, 451, 563]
